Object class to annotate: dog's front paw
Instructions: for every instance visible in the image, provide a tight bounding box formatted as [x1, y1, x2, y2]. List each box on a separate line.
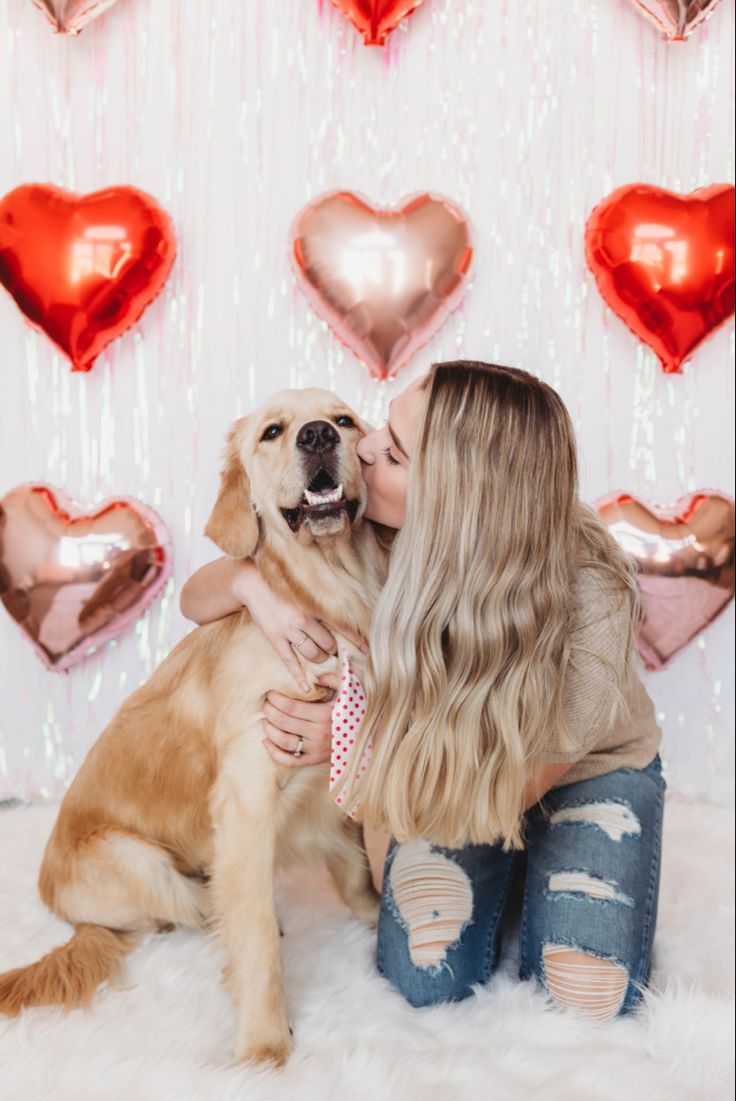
[235, 1031, 293, 1069]
[234, 1008, 293, 1068]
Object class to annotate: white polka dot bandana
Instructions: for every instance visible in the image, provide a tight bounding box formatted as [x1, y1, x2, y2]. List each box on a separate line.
[329, 650, 372, 819]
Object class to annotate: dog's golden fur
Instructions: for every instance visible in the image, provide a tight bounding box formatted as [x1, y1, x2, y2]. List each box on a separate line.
[0, 388, 390, 1067]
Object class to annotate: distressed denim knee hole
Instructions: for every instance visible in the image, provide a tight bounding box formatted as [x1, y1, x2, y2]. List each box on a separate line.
[388, 840, 474, 970]
[542, 945, 628, 1021]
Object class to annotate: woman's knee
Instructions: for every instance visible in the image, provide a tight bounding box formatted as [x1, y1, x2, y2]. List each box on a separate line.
[540, 945, 631, 1021]
[386, 840, 475, 969]
[379, 959, 478, 1007]
[377, 839, 483, 1007]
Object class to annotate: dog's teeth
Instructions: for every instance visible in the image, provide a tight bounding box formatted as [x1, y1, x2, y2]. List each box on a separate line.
[304, 483, 343, 506]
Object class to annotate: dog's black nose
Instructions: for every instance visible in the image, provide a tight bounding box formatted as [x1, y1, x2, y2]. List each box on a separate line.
[296, 420, 339, 455]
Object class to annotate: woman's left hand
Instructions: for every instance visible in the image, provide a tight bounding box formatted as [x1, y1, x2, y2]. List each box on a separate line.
[261, 671, 339, 767]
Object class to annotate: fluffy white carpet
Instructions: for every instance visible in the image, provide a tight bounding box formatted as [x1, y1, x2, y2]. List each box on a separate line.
[0, 796, 733, 1101]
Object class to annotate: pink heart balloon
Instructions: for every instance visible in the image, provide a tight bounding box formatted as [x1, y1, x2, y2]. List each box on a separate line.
[30, 0, 121, 34]
[595, 490, 735, 670]
[0, 484, 172, 672]
[290, 190, 473, 381]
[628, 0, 723, 40]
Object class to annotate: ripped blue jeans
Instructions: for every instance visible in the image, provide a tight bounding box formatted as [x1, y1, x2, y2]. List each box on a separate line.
[376, 753, 666, 1019]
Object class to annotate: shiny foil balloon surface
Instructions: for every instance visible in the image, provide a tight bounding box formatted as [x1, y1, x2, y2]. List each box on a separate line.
[629, 0, 723, 40]
[30, 0, 122, 34]
[290, 190, 472, 381]
[0, 485, 173, 673]
[585, 183, 735, 374]
[329, 0, 426, 45]
[596, 491, 735, 671]
[0, 183, 176, 372]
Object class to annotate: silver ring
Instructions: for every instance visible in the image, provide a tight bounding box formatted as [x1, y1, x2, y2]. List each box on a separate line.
[292, 736, 304, 758]
[291, 632, 309, 650]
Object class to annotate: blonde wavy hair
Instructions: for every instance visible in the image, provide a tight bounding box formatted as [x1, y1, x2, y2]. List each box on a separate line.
[332, 360, 643, 851]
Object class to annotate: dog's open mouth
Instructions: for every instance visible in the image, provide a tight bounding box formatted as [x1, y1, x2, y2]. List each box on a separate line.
[280, 468, 359, 533]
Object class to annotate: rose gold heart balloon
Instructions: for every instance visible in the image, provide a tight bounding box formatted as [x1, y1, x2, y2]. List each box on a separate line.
[628, 0, 723, 40]
[0, 484, 172, 672]
[595, 490, 735, 671]
[30, 0, 122, 34]
[290, 190, 473, 381]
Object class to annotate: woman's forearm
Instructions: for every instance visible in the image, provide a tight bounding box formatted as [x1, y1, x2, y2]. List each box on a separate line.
[179, 555, 260, 626]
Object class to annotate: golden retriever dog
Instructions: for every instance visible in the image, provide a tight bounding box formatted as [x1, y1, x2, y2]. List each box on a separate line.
[0, 387, 391, 1067]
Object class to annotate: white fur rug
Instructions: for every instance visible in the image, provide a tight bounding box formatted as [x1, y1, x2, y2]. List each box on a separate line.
[0, 797, 733, 1101]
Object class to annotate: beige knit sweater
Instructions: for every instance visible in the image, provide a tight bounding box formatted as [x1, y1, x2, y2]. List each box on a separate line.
[534, 565, 662, 789]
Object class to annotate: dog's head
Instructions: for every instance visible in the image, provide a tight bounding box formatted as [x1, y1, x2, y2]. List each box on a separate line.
[205, 387, 375, 557]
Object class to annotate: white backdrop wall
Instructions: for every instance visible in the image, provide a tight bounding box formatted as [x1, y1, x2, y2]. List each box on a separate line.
[0, 0, 733, 804]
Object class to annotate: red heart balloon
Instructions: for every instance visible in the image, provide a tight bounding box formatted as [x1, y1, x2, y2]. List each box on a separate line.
[0, 484, 173, 672]
[329, 0, 426, 45]
[0, 184, 176, 372]
[595, 490, 735, 670]
[585, 183, 735, 374]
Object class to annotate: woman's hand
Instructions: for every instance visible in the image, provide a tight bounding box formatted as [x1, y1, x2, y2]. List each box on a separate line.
[235, 568, 368, 693]
[181, 554, 368, 693]
[261, 671, 341, 767]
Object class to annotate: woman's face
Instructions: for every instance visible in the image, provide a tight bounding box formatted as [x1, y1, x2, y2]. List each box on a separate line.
[356, 371, 428, 529]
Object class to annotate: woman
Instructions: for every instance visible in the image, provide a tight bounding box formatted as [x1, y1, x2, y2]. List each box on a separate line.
[180, 360, 665, 1022]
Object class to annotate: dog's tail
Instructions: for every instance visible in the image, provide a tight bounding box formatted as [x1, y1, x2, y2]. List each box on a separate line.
[0, 923, 138, 1016]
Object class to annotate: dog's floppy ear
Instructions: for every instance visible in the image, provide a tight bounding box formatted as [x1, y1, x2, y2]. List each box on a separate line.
[204, 420, 260, 558]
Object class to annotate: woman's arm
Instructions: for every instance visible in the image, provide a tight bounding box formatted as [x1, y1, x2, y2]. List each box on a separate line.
[179, 555, 259, 626]
[180, 555, 369, 695]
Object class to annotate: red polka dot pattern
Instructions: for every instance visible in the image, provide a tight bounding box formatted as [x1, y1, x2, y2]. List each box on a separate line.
[329, 650, 372, 820]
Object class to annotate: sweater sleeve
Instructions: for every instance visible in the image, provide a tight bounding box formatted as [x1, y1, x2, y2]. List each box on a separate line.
[536, 569, 634, 765]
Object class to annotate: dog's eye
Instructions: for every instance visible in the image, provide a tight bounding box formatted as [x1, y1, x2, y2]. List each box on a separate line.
[335, 415, 355, 428]
[261, 424, 283, 441]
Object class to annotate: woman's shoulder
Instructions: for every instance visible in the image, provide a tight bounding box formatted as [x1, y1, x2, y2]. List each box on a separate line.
[565, 564, 638, 702]
[548, 564, 642, 762]
[573, 561, 627, 599]
[569, 564, 634, 638]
